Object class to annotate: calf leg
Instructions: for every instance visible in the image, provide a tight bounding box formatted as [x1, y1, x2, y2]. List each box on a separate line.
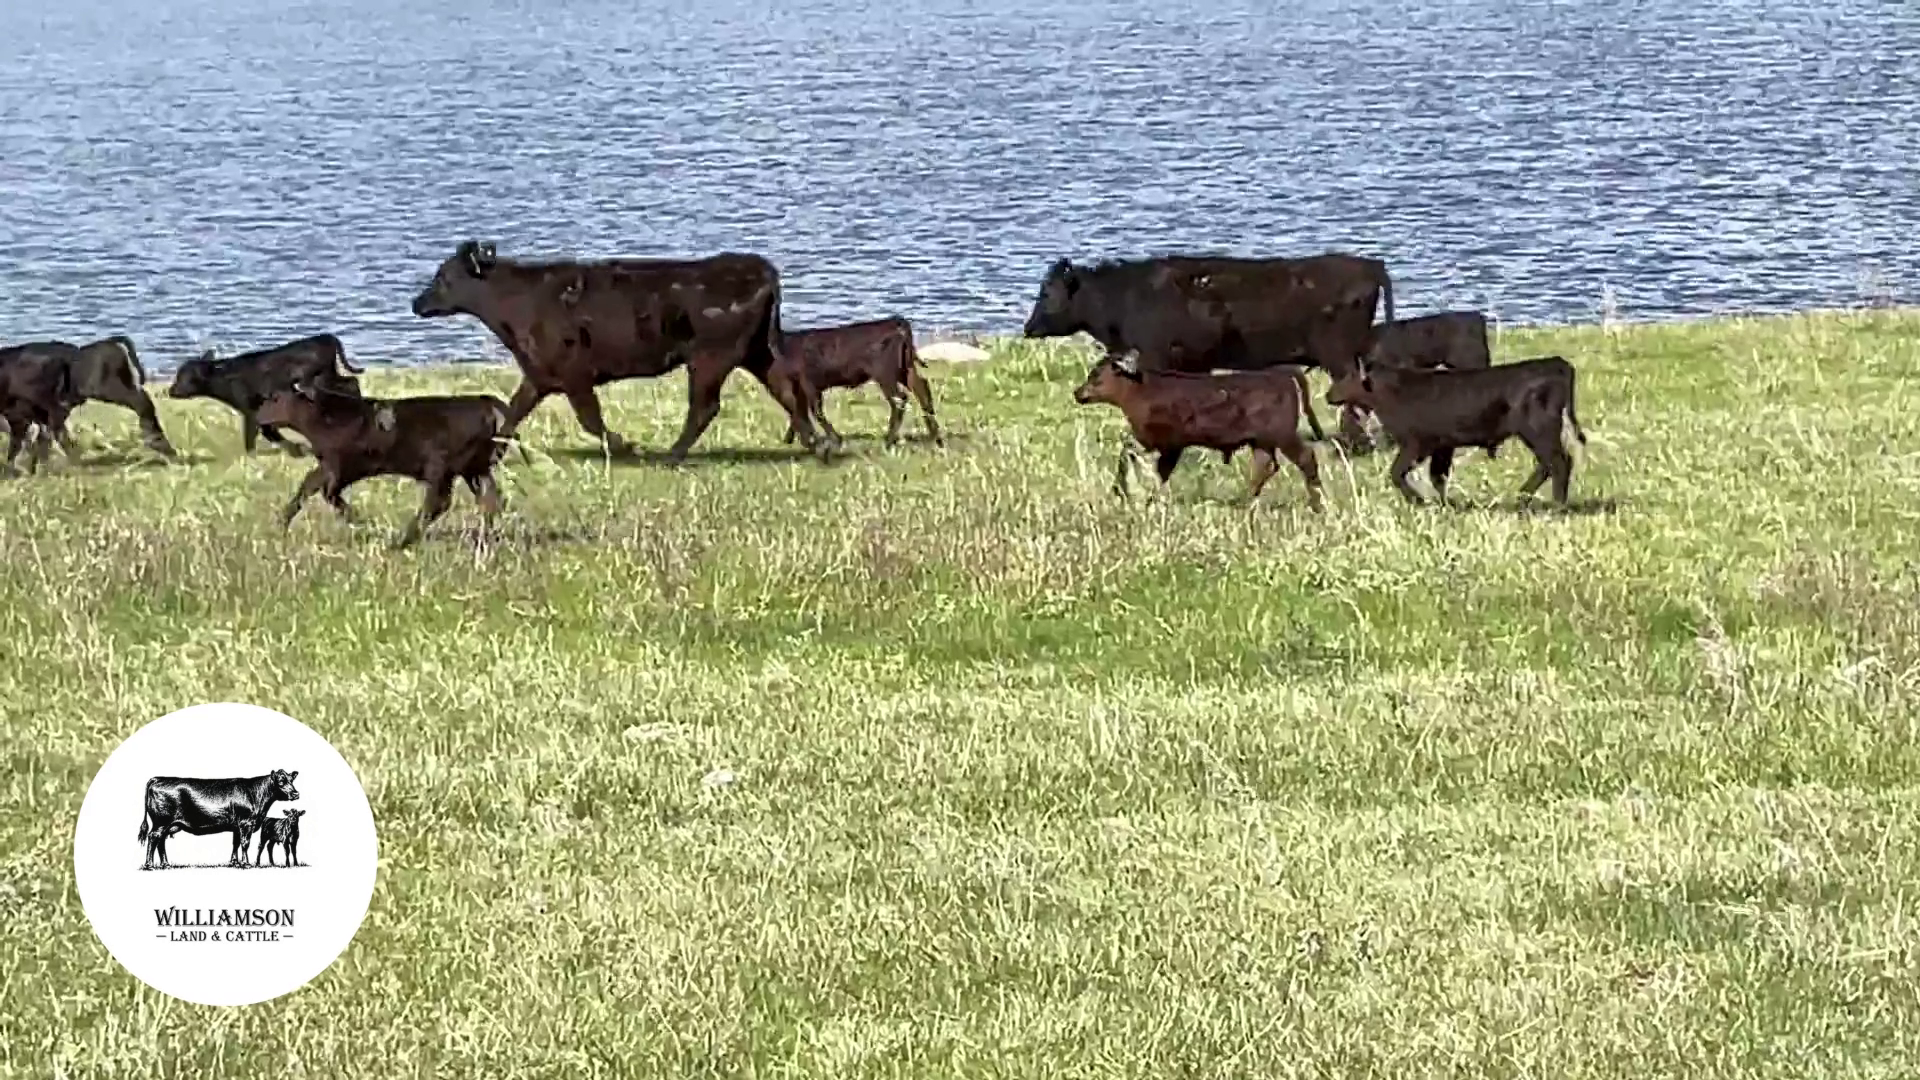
[242, 413, 261, 454]
[1517, 429, 1574, 505]
[395, 476, 456, 549]
[321, 472, 354, 522]
[1289, 370, 1326, 441]
[1154, 447, 1185, 492]
[1340, 404, 1373, 450]
[563, 386, 632, 457]
[907, 365, 943, 446]
[27, 424, 56, 475]
[1427, 448, 1456, 505]
[877, 374, 912, 447]
[287, 834, 299, 866]
[1388, 446, 1425, 504]
[131, 391, 175, 455]
[256, 830, 272, 867]
[1246, 447, 1278, 500]
[1278, 437, 1324, 512]
[3, 418, 29, 474]
[280, 466, 327, 529]
[465, 473, 504, 530]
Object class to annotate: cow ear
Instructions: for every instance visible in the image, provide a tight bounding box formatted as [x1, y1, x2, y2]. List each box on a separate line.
[476, 242, 497, 270]
[463, 242, 488, 278]
[288, 771, 298, 780]
[1113, 352, 1141, 379]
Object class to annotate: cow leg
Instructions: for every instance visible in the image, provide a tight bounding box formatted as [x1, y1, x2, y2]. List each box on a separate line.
[747, 359, 835, 461]
[229, 827, 246, 868]
[281, 467, 326, 530]
[666, 362, 736, 464]
[27, 423, 56, 475]
[1388, 446, 1426, 504]
[503, 380, 550, 437]
[128, 391, 176, 456]
[396, 475, 456, 549]
[562, 386, 632, 456]
[1279, 437, 1324, 512]
[874, 372, 912, 447]
[906, 364, 943, 447]
[53, 418, 82, 461]
[242, 413, 262, 454]
[1427, 448, 1456, 505]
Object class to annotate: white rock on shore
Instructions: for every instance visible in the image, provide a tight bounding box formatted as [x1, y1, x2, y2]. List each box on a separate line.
[917, 341, 992, 364]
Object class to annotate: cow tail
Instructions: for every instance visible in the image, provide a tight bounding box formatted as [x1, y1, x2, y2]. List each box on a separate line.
[137, 813, 149, 843]
[491, 401, 532, 465]
[115, 336, 147, 386]
[332, 335, 365, 376]
[1379, 264, 1395, 324]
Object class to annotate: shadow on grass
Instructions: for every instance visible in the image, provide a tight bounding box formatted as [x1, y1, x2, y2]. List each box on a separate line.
[1433, 494, 1626, 517]
[547, 443, 846, 468]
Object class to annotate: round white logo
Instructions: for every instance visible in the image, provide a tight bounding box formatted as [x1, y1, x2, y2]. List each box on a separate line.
[72, 702, 381, 1007]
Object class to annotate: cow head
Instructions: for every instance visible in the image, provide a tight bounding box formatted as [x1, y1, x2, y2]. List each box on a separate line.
[1072, 350, 1142, 405]
[411, 240, 498, 318]
[1023, 258, 1085, 339]
[269, 769, 301, 802]
[165, 350, 218, 399]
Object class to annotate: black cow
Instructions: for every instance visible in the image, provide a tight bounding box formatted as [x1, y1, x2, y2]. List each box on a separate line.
[0, 336, 176, 457]
[409, 240, 833, 463]
[137, 769, 300, 870]
[1325, 354, 1589, 506]
[1022, 252, 1393, 377]
[165, 333, 364, 453]
[0, 345, 79, 475]
[774, 317, 944, 447]
[1341, 310, 1495, 446]
[255, 808, 306, 868]
[256, 381, 522, 549]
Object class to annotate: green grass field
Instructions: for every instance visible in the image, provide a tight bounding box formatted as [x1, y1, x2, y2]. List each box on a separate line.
[4, 310, 1920, 1078]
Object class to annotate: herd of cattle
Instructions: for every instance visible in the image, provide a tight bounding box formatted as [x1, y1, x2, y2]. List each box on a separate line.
[0, 242, 1590, 545]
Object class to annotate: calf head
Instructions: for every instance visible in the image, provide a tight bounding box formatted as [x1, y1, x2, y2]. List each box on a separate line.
[255, 383, 323, 430]
[1023, 258, 1087, 339]
[281, 808, 306, 826]
[1072, 351, 1142, 405]
[269, 768, 301, 802]
[166, 350, 219, 399]
[412, 240, 498, 318]
[1325, 362, 1385, 409]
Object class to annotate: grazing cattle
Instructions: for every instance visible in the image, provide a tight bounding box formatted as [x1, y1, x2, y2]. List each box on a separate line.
[408, 239, 833, 463]
[0, 345, 79, 475]
[1071, 351, 1324, 510]
[165, 333, 364, 453]
[1340, 310, 1495, 447]
[255, 808, 306, 868]
[1021, 252, 1393, 377]
[0, 336, 176, 457]
[774, 317, 943, 448]
[1325, 355, 1589, 506]
[137, 769, 300, 870]
[254, 381, 521, 549]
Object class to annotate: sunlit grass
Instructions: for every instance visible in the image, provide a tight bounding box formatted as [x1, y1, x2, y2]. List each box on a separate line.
[4, 310, 1919, 1077]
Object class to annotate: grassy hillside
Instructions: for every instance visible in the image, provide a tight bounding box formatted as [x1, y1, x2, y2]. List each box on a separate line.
[3, 310, 1919, 1078]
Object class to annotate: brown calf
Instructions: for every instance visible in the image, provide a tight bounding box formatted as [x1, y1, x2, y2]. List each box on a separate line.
[255, 382, 520, 548]
[1071, 351, 1322, 509]
[1326, 354, 1588, 506]
[775, 318, 943, 448]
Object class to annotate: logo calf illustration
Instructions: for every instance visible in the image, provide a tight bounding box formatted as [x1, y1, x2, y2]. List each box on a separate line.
[255, 808, 306, 868]
[136, 769, 300, 870]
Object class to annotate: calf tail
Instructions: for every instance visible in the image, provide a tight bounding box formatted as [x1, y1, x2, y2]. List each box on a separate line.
[1563, 369, 1589, 447]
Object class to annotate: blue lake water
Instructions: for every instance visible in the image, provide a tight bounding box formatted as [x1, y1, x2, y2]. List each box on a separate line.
[1, 0, 1916, 372]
